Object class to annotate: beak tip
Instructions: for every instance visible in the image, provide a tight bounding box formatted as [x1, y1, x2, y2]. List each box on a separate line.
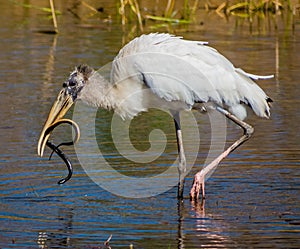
[37, 141, 45, 158]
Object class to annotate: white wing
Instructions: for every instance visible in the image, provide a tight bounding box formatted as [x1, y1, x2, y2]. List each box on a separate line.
[111, 33, 272, 119]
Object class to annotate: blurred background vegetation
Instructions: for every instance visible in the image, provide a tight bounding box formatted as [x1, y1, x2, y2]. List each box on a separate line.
[8, 0, 300, 34]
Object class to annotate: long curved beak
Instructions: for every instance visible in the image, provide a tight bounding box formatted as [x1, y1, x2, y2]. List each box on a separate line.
[37, 89, 74, 157]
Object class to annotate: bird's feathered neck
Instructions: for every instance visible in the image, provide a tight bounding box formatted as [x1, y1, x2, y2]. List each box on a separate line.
[79, 68, 118, 112]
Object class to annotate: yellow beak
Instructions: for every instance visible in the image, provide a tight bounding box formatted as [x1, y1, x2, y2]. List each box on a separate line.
[37, 89, 74, 157]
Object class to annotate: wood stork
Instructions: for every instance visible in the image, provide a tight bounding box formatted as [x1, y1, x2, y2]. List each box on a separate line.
[37, 33, 273, 200]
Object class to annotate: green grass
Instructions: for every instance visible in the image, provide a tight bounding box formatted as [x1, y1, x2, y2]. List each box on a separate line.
[117, 0, 297, 30]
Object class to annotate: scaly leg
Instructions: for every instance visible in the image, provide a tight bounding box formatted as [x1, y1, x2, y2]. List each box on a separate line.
[190, 106, 254, 200]
[173, 112, 187, 199]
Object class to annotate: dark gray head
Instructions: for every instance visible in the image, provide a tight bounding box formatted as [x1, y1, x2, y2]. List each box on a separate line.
[62, 64, 94, 101]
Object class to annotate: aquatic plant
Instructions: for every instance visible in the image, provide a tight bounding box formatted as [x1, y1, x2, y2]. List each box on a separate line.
[117, 0, 298, 29]
[9, 0, 298, 32]
[119, 0, 143, 31]
[9, 0, 60, 33]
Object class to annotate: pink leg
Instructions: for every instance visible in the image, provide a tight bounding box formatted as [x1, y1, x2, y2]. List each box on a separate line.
[190, 106, 254, 200]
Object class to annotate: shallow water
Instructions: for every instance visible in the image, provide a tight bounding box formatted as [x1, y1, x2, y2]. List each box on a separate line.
[0, 1, 299, 248]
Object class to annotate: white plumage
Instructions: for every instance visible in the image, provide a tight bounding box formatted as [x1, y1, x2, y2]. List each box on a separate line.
[38, 33, 273, 200]
[80, 33, 272, 120]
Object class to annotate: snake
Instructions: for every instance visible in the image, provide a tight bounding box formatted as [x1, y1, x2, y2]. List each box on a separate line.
[44, 119, 80, 184]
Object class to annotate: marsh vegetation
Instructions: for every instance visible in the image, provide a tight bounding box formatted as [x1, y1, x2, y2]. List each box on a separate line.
[10, 0, 300, 33]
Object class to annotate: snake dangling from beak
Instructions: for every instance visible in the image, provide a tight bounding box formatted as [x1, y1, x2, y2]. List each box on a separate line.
[43, 119, 80, 184]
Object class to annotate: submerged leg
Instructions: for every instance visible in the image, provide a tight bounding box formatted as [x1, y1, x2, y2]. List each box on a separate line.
[173, 112, 187, 199]
[190, 106, 254, 200]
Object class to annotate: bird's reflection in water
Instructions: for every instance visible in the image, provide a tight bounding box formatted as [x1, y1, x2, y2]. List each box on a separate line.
[177, 200, 235, 248]
[37, 208, 74, 249]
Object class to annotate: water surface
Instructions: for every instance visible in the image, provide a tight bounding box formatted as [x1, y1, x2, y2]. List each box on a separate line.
[0, 1, 299, 248]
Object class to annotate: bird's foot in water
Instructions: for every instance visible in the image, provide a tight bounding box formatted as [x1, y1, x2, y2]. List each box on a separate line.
[190, 171, 205, 201]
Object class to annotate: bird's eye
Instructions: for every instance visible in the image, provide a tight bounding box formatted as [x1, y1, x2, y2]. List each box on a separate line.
[62, 82, 67, 88]
[69, 80, 76, 86]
